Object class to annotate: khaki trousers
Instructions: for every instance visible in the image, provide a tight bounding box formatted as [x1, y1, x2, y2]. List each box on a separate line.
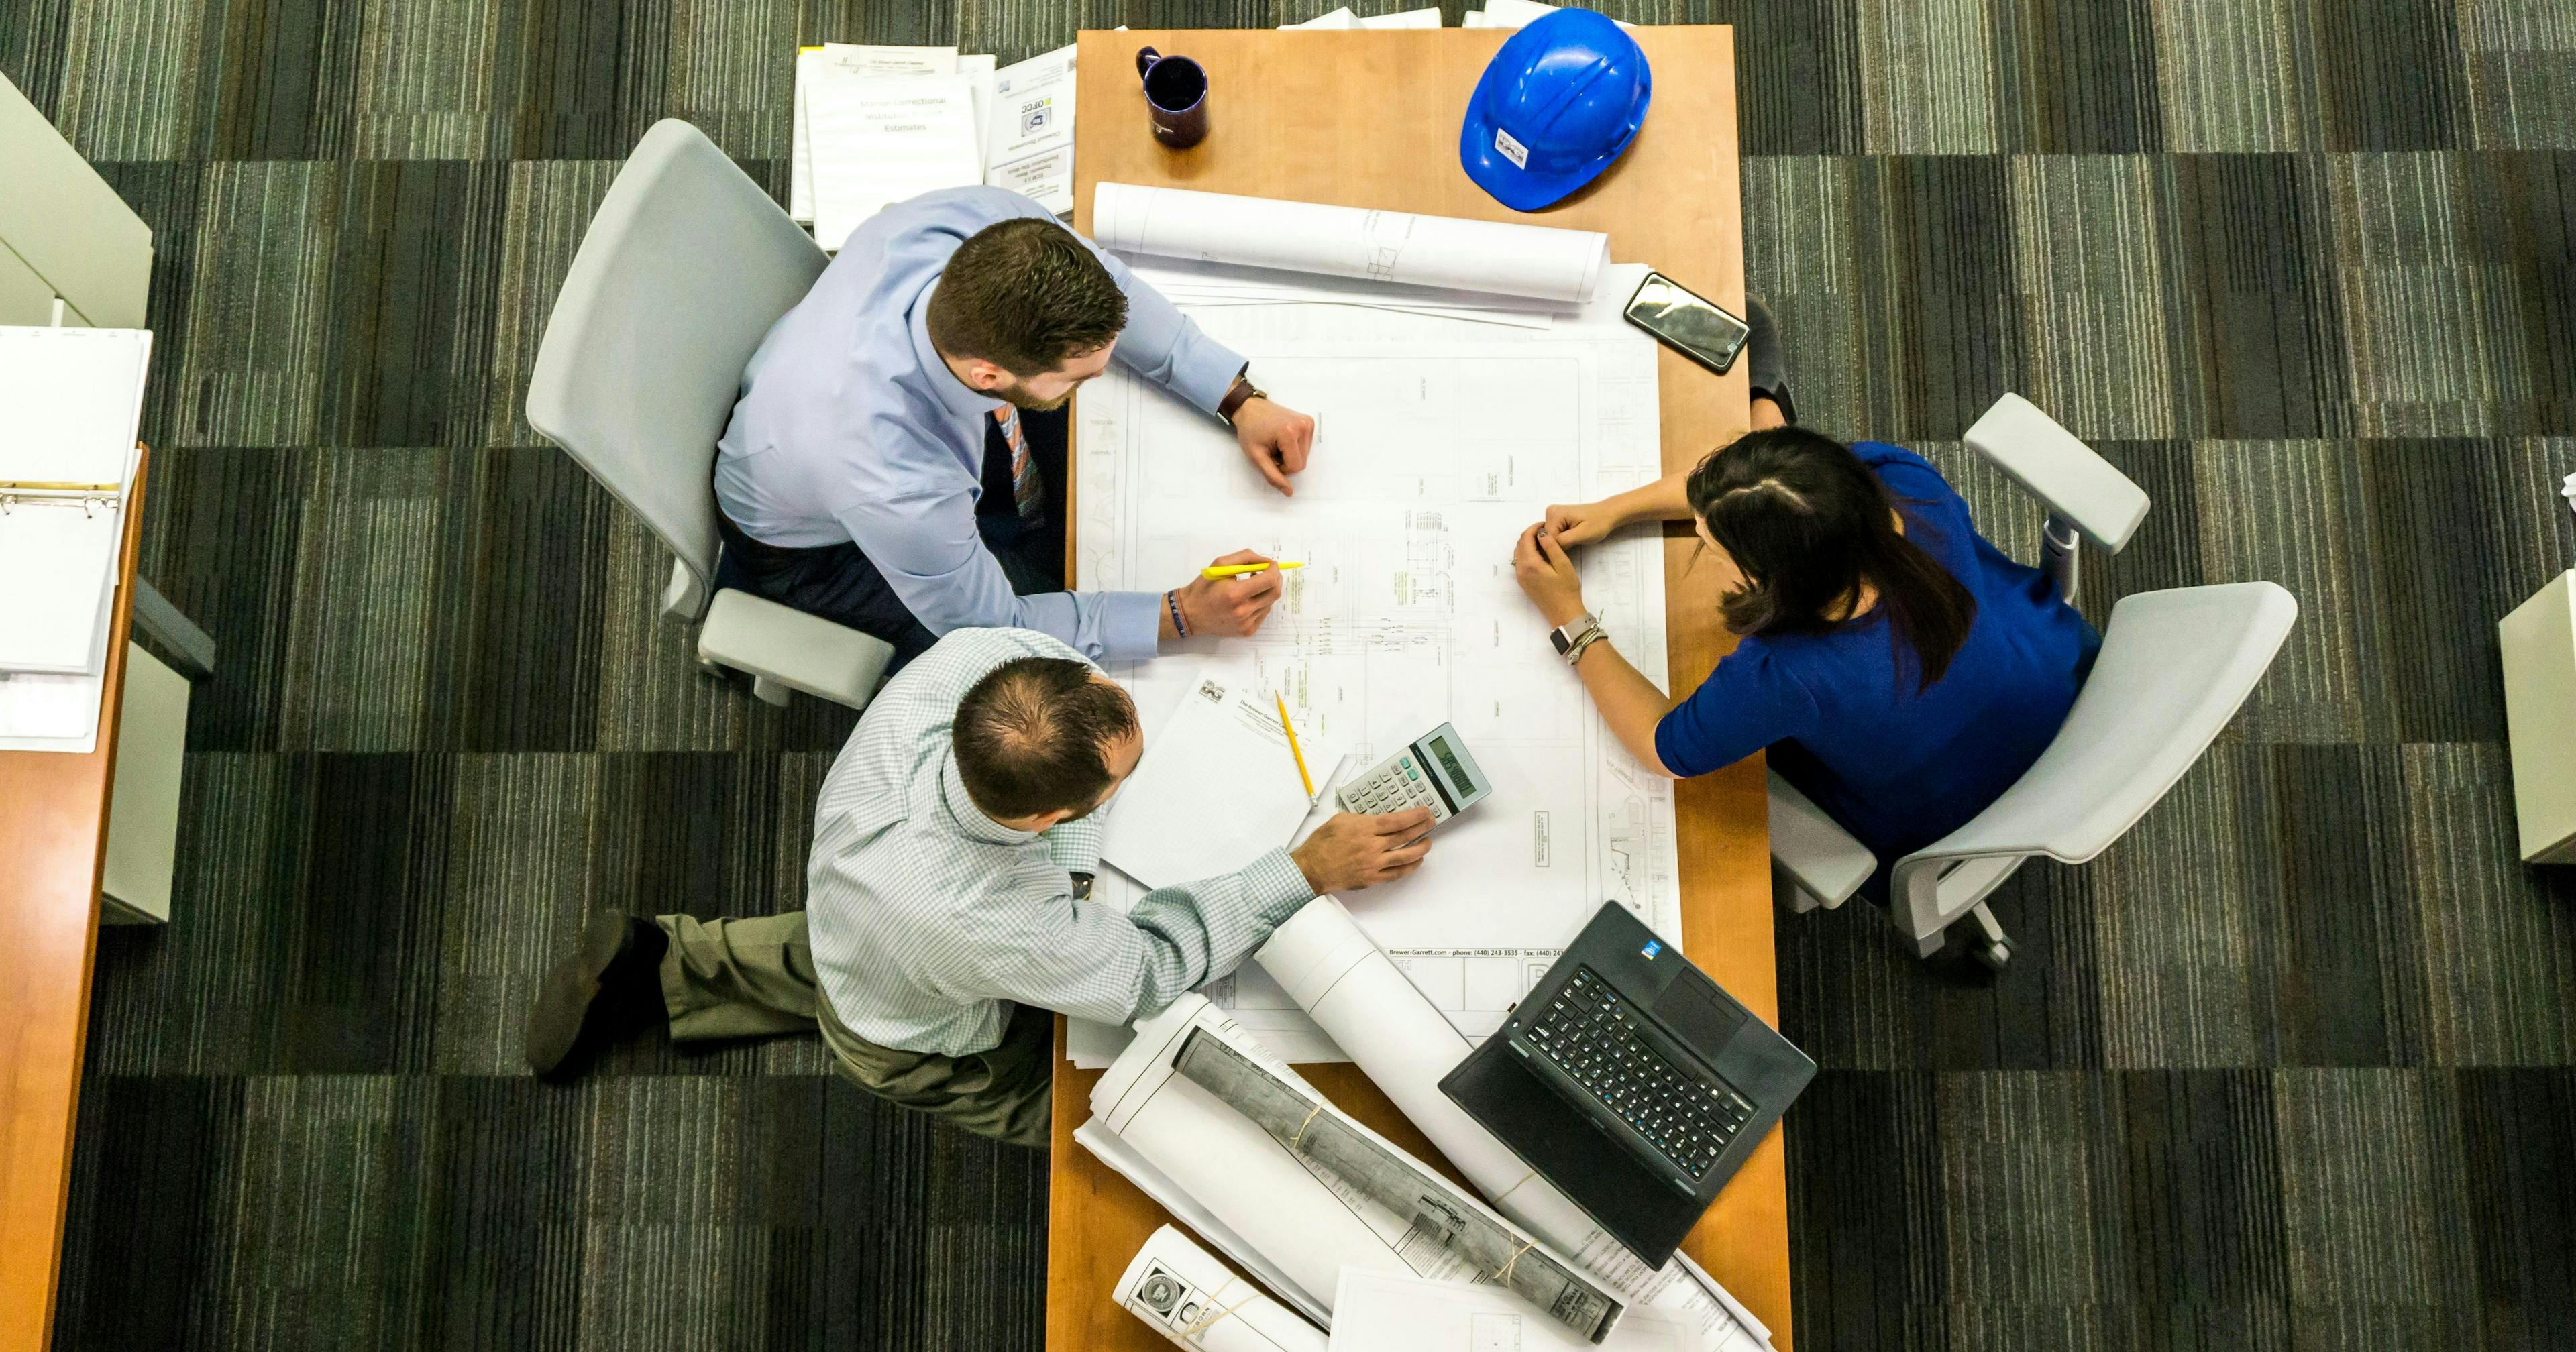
[654, 911, 1055, 1148]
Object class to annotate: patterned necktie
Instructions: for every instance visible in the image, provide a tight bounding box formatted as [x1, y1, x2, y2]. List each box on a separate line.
[994, 404, 1042, 520]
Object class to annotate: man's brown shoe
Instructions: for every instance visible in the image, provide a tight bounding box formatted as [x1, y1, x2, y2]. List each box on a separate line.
[525, 913, 668, 1078]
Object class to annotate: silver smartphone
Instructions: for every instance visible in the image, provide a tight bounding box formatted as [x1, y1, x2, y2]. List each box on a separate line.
[1623, 271, 1752, 375]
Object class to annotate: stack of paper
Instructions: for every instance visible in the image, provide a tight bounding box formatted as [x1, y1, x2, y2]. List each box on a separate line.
[1281, 7, 1444, 29]
[1462, 0, 1638, 27]
[0, 325, 150, 754]
[1101, 662, 1346, 892]
[790, 42, 1079, 249]
[983, 45, 1078, 215]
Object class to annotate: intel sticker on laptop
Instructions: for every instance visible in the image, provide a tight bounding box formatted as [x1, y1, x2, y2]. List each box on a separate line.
[1640, 940, 1662, 959]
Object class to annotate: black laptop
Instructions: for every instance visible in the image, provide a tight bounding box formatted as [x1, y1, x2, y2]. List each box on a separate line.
[1438, 902, 1815, 1267]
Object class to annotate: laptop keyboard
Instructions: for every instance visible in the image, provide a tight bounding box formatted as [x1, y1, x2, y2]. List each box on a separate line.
[1522, 967, 1758, 1180]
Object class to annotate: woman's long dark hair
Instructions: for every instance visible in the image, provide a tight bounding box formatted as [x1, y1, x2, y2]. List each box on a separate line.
[1685, 428, 1977, 693]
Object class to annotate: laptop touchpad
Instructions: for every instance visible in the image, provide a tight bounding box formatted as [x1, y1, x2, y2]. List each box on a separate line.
[1653, 976, 1748, 1054]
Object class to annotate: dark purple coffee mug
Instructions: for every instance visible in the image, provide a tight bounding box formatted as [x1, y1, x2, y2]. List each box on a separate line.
[1136, 47, 1210, 149]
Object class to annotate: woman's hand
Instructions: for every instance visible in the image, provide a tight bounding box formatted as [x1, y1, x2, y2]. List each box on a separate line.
[1540, 498, 1624, 549]
[1513, 523, 1589, 628]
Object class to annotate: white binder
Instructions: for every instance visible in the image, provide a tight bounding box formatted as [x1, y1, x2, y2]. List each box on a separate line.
[0, 325, 149, 678]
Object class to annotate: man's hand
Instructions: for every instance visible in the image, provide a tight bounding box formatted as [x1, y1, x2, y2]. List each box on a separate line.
[1513, 523, 1589, 628]
[1232, 397, 1316, 496]
[1165, 549, 1285, 640]
[1291, 808, 1434, 894]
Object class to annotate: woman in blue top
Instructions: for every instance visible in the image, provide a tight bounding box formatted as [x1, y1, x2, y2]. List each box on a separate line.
[1511, 423, 2100, 901]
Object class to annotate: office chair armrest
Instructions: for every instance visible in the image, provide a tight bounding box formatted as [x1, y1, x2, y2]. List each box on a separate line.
[1767, 771, 1876, 909]
[698, 589, 894, 710]
[1963, 394, 2149, 553]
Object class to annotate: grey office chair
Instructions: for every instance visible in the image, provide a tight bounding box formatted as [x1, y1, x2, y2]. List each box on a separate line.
[527, 119, 892, 708]
[1767, 395, 2298, 969]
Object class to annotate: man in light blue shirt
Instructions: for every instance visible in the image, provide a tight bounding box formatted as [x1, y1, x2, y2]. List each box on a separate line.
[713, 186, 1318, 667]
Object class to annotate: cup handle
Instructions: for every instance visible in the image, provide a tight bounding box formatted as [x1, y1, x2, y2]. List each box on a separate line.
[1136, 47, 1161, 80]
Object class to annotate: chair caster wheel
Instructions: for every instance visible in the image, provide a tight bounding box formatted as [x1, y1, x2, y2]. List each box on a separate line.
[1973, 940, 2011, 972]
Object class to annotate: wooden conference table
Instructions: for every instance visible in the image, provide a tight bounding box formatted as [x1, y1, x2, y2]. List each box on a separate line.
[0, 451, 148, 1351]
[1048, 25, 1784, 1350]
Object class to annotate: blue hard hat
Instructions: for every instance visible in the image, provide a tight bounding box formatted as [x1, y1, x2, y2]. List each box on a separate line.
[1460, 8, 1652, 213]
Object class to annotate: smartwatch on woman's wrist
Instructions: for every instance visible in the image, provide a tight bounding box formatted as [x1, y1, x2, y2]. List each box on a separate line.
[1549, 614, 1605, 665]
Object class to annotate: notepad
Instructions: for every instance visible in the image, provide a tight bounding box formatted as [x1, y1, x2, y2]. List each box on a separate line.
[803, 69, 985, 252]
[790, 44, 960, 225]
[1101, 665, 1347, 892]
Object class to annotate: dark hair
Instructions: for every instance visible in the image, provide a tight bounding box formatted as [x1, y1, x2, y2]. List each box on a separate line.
[952, 657, 1140, 819]
[1684, 427, 1977, 693]
[924, 217, 1128, 377]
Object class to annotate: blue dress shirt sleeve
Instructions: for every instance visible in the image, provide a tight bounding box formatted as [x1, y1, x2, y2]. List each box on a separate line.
[833, 478, 1163, 664]
[1091, 248, 1247, 414]
[968, 189, 1244, 413]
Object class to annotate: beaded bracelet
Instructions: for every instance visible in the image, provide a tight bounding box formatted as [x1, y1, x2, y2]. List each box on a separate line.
[1165, 589, 1190, 638]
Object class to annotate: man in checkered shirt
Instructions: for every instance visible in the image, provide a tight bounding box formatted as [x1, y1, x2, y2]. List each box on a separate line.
[525, 627, 1433, 1145]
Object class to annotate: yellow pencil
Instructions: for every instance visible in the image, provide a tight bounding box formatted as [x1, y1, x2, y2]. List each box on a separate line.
[1202, 561, 1306, 579]
[1275, 693, 1316, 799]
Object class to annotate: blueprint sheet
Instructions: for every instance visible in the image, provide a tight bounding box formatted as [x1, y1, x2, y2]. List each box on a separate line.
[1071, 267, 1681, 1066]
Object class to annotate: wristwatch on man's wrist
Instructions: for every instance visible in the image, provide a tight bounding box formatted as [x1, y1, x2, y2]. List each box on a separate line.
[1549, 613, 1607, 665]
[1218, 368, 1266, 427]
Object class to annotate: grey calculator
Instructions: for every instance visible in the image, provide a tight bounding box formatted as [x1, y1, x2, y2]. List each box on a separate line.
[1334, 722, 1493, 824]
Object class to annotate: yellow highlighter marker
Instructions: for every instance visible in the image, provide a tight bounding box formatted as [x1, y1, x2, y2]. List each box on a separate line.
[1275, 693, 1316, 799]
[1203, 561, 1305, 579]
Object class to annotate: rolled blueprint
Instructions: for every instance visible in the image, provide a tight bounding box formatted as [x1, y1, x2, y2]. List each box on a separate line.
[1256, 898, 1776, 1351]
[1093, 996, 1560, 1325]
[1077, 1119, 1331, 1327]
[1117, 1225, 1329, 1352]
[1171, 1029, 1621, 1342]
[1093, 183, 1611, 304]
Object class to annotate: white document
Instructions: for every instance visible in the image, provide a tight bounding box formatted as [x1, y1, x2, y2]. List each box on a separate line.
[1283, 7, 1362, 28]
[1471, 0, 1639, 29]
[1132, 260, 1558, 330]
[985, 44, 1078, 215]
[0, 326, 152, 488]
[0, 668, 105, 753]
[1103, 663, 1346, 891]
[0, 504, 121, 673]
[1330, 1270, 1693, 1352]
[804, 69, 983, 251]
[1120, 1225, 1330, 1352]
[1090, 995, 1532, 1320]
[1259, 899, 1774, 1352]
[1079, 1119, 1335, 1327]
[791, 44, 961, 224]
[1361, 7, 1445, 27]
[1, 327, 146, 677]
[959, 52, 997, 149]
[1074, 267, 1679, 1064]
[1093, 184, 1610, 306]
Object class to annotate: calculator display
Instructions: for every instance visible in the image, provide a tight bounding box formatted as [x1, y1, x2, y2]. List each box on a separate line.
[1415, 728, 1489, 809]
[1336, 723, 1489, 824]
[1428, 736, 1470, 791]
